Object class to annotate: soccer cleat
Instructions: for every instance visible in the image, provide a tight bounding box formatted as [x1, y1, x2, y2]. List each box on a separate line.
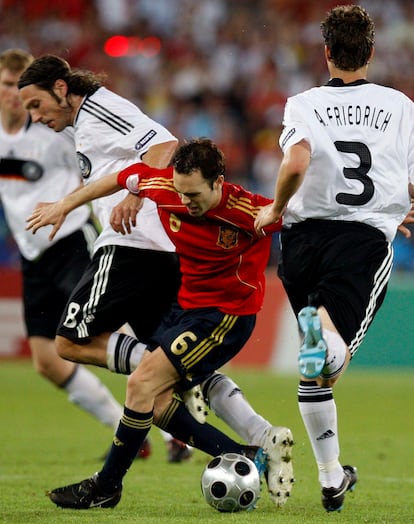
[242, 445, 268, 479]
[182, 384, 209, 423]
[136, 437, 152, 459]
[47, 473, 122, 509]
[321, 465, 358, 512]
[298, 306, 327, 378]
[167, 438, 193, 463]
[262, 426, 295, 507]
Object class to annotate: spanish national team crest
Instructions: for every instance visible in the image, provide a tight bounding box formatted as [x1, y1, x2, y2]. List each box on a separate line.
[217, 226, 238, 249]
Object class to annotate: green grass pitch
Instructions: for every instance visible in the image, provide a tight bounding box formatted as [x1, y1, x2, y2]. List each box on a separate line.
[0, 361, 413, 523]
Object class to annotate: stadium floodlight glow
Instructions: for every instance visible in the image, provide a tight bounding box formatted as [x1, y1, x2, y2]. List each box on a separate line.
[140, 36, 161, 57]
[104, 35, 161, 57]
[104, 35, 129, 57]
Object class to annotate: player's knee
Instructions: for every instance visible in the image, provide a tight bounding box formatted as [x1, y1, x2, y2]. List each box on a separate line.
[127, 362, 156, 399]
[317, 374, 340, 388]
[31, 344, 74, 385]
[321, 329, 348, 377]
[317, 329, 351, 387]
[29, 337, 60, 380]
[32, 355, 53, 379]
[55, 335, 78, 361]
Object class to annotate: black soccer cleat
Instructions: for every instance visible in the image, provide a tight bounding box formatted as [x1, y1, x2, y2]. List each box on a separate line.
[47, 473, 122, 509]
[321, 465, 357, 512]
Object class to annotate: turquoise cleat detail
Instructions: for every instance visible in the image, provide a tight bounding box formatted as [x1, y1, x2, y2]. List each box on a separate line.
[297, 306, 327, 378]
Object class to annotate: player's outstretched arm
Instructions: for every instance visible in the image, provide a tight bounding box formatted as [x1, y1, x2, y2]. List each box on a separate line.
[26, 200, 69, 240]
[109, 140, 178, 235]
[26, 173, 122, 240]
[254, 141, 310, 236]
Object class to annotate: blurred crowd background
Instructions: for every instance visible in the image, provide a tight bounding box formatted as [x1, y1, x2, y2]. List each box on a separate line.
[1, 0, 414, 270]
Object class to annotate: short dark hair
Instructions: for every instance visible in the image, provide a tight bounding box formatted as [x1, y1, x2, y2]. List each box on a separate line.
[18, 54, 105, 96]
[321, 5, 375, 71]
[172, 138, 225, 188]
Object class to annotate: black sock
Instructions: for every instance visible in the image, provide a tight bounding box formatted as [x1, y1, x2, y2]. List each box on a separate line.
[158, 398, 243, 456]
[298, 379, 333, 402]
[99, 406, 152, 492]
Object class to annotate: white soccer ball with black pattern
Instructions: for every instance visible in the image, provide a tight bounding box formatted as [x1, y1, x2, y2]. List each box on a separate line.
[200, 453, 261, 512]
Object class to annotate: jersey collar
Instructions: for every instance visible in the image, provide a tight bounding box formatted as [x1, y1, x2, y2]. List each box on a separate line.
[326, 78, 370, 87]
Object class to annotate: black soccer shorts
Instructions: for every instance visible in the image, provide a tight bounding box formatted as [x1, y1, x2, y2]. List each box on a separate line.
[147, 301, 256, 390]
[278, 219, 393, 355]
[22, 226, 96, 339]
[57, 245, 180, 344]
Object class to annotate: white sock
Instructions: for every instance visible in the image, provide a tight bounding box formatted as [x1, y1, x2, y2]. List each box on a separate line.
[106, 332, 146, 374]
[63, 365, 122, 429]
[298, 381, 344, 488]
[159, 429, 173, 443]
[321, 329, 347, 380]
[202, 372, 270, 445]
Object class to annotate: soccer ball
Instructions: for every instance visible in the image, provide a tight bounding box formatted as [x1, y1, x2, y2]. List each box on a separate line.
[200, 453, 261, 512]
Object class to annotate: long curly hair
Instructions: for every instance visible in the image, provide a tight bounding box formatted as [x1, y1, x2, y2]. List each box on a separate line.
[18, 54, 105, 96]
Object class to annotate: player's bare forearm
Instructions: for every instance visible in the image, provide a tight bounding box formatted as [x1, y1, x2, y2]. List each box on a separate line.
[254, 143, 309, 235]
[274, 141, 310, 206]
[26, 172, 122, 240]
[66, 173, 121, 207]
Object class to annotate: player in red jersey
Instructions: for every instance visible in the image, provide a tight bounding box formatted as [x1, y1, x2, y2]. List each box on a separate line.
[27, 138, 294, 510]
[117, 147, 277, 316]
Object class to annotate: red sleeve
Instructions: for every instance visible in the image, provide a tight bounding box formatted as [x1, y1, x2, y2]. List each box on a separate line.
[117, 162, 151, 189]
[261, 220, 282, 235]
[118, 163, 176, 206]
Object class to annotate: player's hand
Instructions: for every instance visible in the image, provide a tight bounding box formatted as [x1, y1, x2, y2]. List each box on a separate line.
[26, 201, 67, 241]
[110, 192, 143, 235]
[254, 204, 281, 237]
[398, 199, 414, 239]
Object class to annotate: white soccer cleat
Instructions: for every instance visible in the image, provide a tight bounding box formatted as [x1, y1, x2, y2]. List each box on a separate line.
[262, 426, 295, 507]
[182, 384, 209, 424]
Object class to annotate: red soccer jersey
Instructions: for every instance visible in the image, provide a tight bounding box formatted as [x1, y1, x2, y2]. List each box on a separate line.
[118, 164, 281, 315]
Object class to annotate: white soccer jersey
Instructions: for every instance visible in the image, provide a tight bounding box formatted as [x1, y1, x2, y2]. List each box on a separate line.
[0, 119, 90, 260]
[74, 87, 177, 253]
[279, 80, 414, 241]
